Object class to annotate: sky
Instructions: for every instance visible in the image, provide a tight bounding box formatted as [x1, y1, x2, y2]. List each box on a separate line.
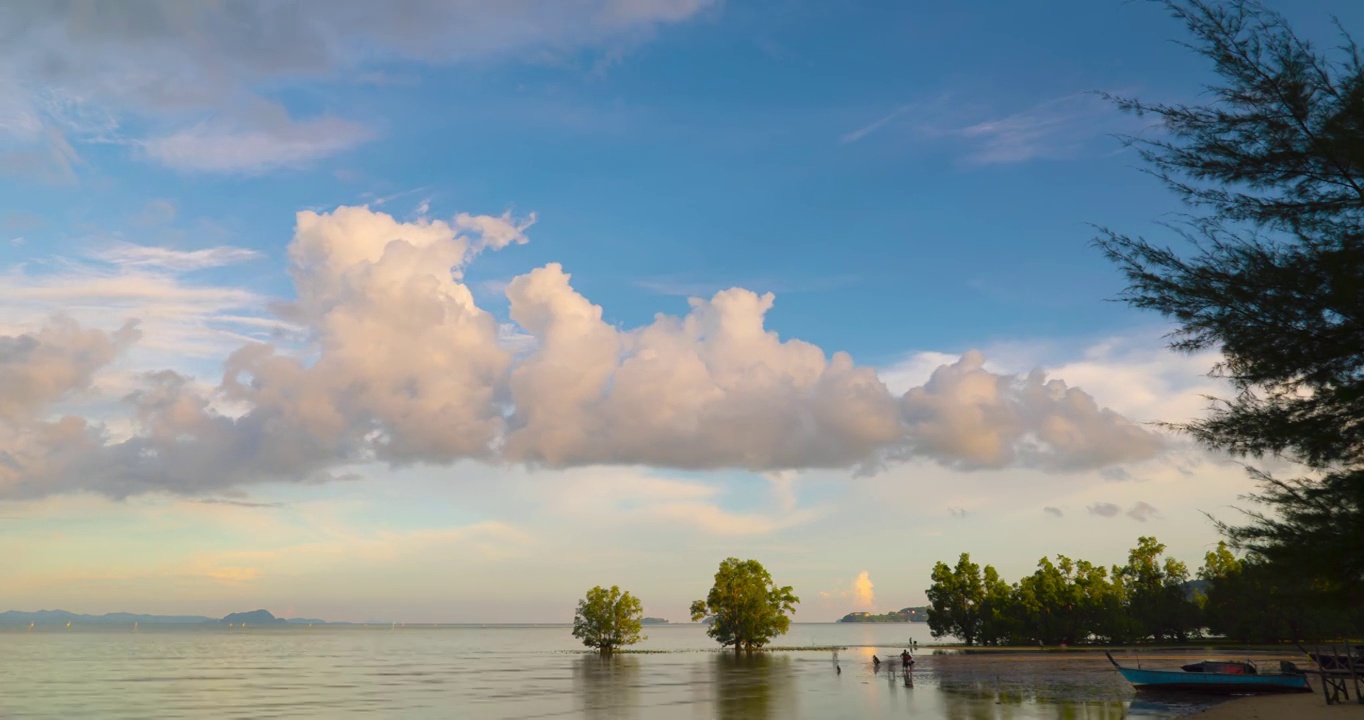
[2, 0, 1359, 624]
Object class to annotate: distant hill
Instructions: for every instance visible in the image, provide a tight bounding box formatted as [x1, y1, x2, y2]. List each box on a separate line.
[641, 617, 669, 625]
[838, 606, 930, 623]
[0, 609, 212, 626]
[0, 608, 338, 626]
[212, 609, 288, 626]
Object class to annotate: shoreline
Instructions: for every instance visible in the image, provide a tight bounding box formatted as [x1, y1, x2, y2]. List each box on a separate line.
[1195, 690, 1364, 718]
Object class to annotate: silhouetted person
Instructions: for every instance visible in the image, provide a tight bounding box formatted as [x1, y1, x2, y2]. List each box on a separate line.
[872, 655, 881, 668]
[900, 650, 913, 669]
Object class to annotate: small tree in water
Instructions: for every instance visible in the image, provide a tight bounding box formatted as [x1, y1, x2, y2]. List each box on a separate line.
[690, 558, 799, 652]
[572, 585, 645, 655]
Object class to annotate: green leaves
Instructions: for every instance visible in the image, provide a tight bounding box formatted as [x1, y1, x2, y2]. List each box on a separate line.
[691, 558, 799, 651]
[927, 538, 1205, 645]
[925, 553, 986, 645]
[572, 585, 645, 654]
[1097, 0, 1364, 609]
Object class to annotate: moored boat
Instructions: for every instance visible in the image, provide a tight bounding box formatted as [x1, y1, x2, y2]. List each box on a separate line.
[1179, 660, 1255, 674]
[1106, 652, 1311, 694]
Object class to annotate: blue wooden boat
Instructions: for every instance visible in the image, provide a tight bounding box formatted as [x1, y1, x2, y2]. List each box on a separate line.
[1106, 652, 1311, 694]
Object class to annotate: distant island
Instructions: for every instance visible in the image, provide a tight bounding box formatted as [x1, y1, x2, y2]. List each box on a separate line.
[640, 617, 669, 625]
[212, 609, 289, 626]
[0, 608, 343, 626]
[838, 606, 929, 623]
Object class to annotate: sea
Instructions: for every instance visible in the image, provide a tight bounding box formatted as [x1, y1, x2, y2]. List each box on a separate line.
[0, 622, 1217, 719]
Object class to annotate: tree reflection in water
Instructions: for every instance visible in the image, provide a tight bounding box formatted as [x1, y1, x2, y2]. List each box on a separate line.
[711, 652, 796, 720]
[573, 654, 642, 720]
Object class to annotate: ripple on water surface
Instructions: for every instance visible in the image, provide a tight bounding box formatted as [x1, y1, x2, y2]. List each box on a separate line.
[0, 624, 1247, 718]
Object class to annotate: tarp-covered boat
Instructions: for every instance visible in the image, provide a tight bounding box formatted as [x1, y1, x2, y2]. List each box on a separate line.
[1179, 660, 1256, 674]
[1107, 653, 1311, 694]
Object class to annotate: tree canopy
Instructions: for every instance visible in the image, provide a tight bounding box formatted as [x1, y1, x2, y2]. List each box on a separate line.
[689, 558, 799, 651]
[925, 537, 1260, 645]
[572, 585, 645, 654]
[1095, 0, 1364, 605]
[926, 553, 985, 646]
[926, 538, 1361, 645]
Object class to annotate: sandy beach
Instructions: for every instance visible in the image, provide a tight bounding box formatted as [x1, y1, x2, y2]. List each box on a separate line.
[1197, 691, 1364, 718]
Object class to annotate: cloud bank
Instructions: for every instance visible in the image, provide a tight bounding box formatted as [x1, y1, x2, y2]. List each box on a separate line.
[0, 205, 1165, 499]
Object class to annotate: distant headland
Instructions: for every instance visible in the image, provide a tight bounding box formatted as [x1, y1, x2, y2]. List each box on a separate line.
[838, 607, 929, 623]
[0, 608, 344, 626]
[640, 617, 669, 625]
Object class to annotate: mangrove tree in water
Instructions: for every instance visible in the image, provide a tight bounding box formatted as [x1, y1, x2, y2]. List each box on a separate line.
[572, 585, 645, 654]
[690, 557, 799, 652]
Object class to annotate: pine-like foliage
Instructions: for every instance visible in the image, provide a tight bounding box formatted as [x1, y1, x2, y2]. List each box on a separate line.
[1095, 0, 1364, 605]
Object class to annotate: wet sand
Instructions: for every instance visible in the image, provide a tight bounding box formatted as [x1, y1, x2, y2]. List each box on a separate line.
[1196, 691, 1364, 718]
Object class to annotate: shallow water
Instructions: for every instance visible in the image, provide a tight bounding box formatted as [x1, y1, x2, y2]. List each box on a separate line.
[0, 623, 1225, 718]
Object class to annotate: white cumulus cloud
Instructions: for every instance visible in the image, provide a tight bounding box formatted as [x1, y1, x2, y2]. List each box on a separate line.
[898, 351, 1165, 471]
[0, 205, 1166, 498]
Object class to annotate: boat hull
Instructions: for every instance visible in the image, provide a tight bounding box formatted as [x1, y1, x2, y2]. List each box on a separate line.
[1108, 655, 1311, 695]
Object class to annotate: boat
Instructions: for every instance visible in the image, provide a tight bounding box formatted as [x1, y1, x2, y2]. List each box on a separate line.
[1106, 652, 1311, 694]
[1180, 660, 1255, 674]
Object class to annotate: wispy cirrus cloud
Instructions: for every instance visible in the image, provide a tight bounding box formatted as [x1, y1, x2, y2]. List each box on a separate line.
[952, 93, 1119, 165]
[129, 199, 177, 228]
[0, 0, 717, 176]
[839, 105, 910, 144]
[90, 243, 263, 272]
[0, 253, 273, 362]
[838, 91, 1142, 165]
[141, 107, 375, 175]
[192, 498, 285, 509]
[634, 273, 859, 298]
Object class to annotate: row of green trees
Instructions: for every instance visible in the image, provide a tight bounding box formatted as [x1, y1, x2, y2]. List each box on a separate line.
[926, 536, 1362, 646]
[572, 557, 799, 654]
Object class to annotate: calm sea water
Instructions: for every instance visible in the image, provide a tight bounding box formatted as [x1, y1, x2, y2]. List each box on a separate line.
[0, 623, 1205, 719]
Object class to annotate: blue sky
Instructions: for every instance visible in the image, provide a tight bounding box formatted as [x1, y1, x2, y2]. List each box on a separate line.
[1, 0, 1357, 623]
